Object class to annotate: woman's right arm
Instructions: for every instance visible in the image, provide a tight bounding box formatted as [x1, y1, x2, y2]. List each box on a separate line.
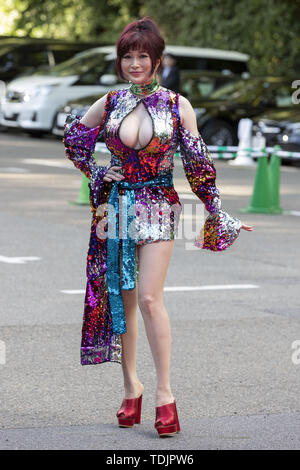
[80, 94, 107, 128]
[80, 94, 125, 184]
[63, 94, 109, 180]
[63, 91, 124, 209]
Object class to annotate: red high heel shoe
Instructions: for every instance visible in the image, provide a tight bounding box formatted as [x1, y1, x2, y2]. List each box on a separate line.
[154, 399, 181, 437]
[116, 394, 143, 427]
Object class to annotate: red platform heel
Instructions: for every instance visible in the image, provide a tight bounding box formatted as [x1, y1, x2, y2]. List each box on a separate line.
[116, 394, 143, 427]
[154, 399, 181, 437]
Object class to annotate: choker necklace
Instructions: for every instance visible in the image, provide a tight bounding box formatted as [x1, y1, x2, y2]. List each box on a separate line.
[129, 77, 160, 97]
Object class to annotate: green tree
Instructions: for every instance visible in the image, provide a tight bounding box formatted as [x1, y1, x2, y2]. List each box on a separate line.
[1, 0, 299, 76]
[143, 0, 300, 76]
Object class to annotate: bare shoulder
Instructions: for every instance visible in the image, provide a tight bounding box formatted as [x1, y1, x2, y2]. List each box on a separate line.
[178, 94, 194, 114]
[178, 94, 198, 136]
[80, 93, 109, 128]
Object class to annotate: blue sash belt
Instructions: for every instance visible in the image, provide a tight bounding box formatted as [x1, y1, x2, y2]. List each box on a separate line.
[107, 173, 173, 334]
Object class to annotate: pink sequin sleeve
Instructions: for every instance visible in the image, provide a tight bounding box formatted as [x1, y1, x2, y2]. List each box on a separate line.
[63, 99, 111, 209]
[178, 124, 242, 251]
[63, 114, 105, 179]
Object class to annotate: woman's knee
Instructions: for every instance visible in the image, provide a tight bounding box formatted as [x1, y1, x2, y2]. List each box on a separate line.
[138, 292, 162, 315]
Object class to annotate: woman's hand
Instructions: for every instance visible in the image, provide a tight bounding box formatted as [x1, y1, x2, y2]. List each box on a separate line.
[103, 166, 125, 183]
[241, 223, 254, 231]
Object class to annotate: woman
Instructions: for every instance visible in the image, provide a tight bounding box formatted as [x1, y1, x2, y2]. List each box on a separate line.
[63, 17, 253, 437]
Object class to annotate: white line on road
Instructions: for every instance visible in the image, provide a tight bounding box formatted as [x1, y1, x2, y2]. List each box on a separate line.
[178, 193, 197, 200]
[61, 284, 259, 295]
[22, 159, 73, 169]
[283, 210, 300, 216]
[164, 284, 259, 291]
[0, 167, 30, 173]
[0, 255, 41, 264]
[61, 290, 85, 294]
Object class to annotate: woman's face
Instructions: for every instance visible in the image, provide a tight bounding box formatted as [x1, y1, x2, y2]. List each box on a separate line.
[121, 49, 160, 84]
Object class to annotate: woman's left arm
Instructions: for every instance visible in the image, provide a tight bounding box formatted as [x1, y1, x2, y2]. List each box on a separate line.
[178, 94, 253, 251]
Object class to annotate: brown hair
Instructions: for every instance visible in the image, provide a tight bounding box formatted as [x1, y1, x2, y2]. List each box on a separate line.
[116, 17, 165, 80]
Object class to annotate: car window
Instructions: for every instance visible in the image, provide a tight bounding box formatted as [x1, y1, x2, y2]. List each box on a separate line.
[0, 45, 49, 74]
[182, 77, 215, 97]
[25, 45, 49, 67]
[33, 51, 107, 77]
[17, 45, 49, 67]
[0, 50, 15, 72]
[205, 58, 248, 74]
[212, 79, 271, 101]
[209, 80, 245, 99]
[176, 56, 208, 71]
[196, 79, 215, 97]
[174, 56, 248, 74]
[74, 59, 113, 85]
[51, 48, 84, 64]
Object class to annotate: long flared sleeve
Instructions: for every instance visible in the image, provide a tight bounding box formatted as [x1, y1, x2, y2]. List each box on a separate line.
[63, 108, 110, 208]
[178, 124, 242, 251]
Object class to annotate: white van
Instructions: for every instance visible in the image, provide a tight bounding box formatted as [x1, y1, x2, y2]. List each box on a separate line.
[0, 45, 249, 135]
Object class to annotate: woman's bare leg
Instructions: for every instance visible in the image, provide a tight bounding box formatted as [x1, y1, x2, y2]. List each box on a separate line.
[120, 245, 144, 398]
[137, 240, 175, 407]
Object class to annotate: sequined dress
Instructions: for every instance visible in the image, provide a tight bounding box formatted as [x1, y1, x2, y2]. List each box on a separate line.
[63, 86, 242, 365]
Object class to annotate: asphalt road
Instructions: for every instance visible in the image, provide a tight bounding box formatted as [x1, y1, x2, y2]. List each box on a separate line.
[0, 129, 300, 450]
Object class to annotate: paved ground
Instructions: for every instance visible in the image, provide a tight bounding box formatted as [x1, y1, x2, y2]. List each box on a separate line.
[0, 130, 300, 450]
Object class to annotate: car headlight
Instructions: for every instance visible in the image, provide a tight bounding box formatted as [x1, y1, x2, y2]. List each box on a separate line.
[63, 105, 72, 113]
[22, 84, 59, 102]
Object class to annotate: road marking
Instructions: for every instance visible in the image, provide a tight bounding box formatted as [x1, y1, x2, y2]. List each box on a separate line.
[22, 158, 73, 169]
[61, 284, 259, 295]
[178, 193, 197, 200]
[164, 284, 259, 291]
[0, 255, 41, 264]
[283, 210, 300, 216]
[61, 289, 85, 294]
[0, 340, 5, 365]
[0, 167, 30, 173]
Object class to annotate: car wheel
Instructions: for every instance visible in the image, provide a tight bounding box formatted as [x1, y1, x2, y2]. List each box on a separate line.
[200, 120, 237, 146]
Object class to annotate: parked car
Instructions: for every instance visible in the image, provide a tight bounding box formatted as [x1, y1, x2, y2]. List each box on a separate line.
[52, 94, 102, 136]
[0, 46, 125, 135]
[0, 45, 250, 136]
[0, 37, 107, 83]
[163, 45, 249, 75]
[251, 108, 300, 166]
[190, 76, 297, 146]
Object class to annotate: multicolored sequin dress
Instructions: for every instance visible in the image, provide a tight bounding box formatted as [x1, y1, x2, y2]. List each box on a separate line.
[63, 86, 242, 366]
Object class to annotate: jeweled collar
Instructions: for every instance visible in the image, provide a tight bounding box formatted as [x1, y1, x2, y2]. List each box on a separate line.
[129, 77, 160, 97]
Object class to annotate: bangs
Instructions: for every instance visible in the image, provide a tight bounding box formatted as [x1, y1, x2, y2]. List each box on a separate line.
[118, 32, 155, 57]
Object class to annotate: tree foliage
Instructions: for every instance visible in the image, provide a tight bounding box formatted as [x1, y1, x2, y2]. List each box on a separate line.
[143, 0, 300, 76]
[1, 0, 299, 76]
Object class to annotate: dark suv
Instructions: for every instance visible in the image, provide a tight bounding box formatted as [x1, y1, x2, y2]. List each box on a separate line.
[0, 37, 106, 83]
[188, 76, 298, 146]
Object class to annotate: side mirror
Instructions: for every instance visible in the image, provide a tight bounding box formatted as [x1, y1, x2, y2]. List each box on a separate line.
[99, 74, 117, 85]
